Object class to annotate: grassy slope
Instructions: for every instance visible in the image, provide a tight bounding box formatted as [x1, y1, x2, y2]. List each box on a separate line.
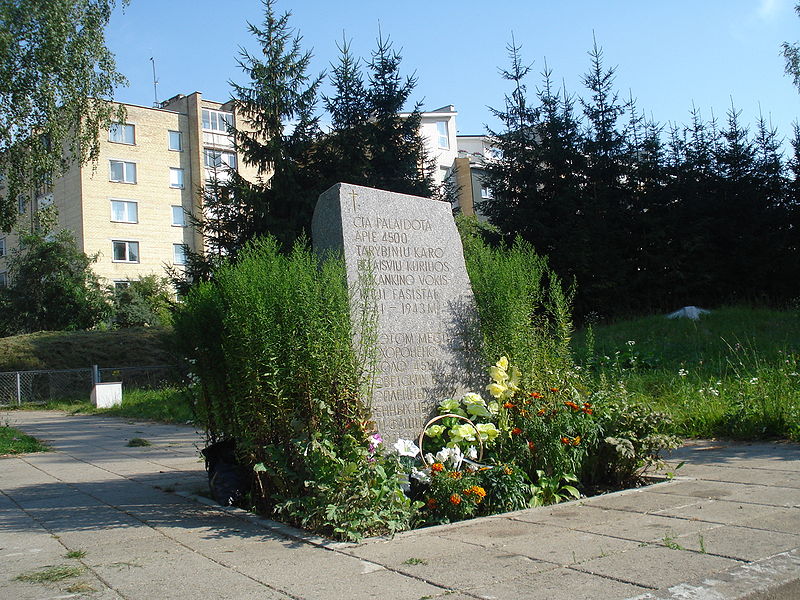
[0, 327, 176, 371]
[574, 306, 800, 440]
[573, 306, 800, 370]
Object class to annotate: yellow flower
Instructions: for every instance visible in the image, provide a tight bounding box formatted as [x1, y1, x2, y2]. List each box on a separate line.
[486, 382, 507, 399]
[497, 356, 509, 370]
[489, 365, 508, 383]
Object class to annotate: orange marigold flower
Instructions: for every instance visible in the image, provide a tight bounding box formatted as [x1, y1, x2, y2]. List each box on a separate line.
[503, 402, 515, 409]
[431, 462, 444, 472]
[583, 402, 592, 408]
[426, 497, 437, 509]
[449, 493, 462, 505]
[582, 407, 593, 415]
[527, 441, 536, 451]
[564, 401, 580, 411]
[448, 470, 463, 479]
[550, 387, 559, 393]
[511, 427, 522, 435]
[572, 436, 582, 446]
[503, 466, 513, 475]
[561, 436, 571, 445]
[466, 485, 487, 499]
[537, 408, 546, 416]
[530, 392, 544, 399]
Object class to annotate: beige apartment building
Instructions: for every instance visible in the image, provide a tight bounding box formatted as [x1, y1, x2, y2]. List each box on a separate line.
[0, 92, 257, 289]
[0, 96, 493, 290]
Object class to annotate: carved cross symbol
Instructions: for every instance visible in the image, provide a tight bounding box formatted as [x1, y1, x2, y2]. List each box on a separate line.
[350, 189, 358, 212]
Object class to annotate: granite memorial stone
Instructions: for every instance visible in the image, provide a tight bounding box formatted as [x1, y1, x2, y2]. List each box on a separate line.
[312, 183, 481, 443]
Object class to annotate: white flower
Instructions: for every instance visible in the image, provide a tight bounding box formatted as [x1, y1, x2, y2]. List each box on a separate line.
[749, 377, 759, 385]
[627, 340, 636, 346]
[393, 438, 420, 458]
[435, 448, 452, 464]
[449, 445, 464, 470]
[678, 369, 688, 378]
[466, 445, 478, 460]
[424, 453, 436, 465]
[410, 468, 429, 483]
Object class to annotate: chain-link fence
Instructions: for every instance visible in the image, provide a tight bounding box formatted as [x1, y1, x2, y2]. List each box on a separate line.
[0, 365, 179, 406]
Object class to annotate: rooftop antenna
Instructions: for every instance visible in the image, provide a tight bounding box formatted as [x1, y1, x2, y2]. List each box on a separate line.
[150, 55, 159, 107]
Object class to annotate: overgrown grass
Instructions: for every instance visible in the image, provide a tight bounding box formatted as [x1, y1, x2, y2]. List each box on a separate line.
[575, 306, 800, 440]
[26, 387, 194, 424]
[0, 425, 50, 454]
[15, 565, 85, 583]
[0, 327, 176, 371]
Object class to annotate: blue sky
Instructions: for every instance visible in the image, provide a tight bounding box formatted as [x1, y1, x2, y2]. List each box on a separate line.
[107, 0, 799, 145]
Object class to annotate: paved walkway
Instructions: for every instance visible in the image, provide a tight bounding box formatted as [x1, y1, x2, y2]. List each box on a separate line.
[1, 410, 799, 600]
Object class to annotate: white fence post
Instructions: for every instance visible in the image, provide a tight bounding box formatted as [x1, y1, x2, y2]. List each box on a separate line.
[16, 372, 21, 405]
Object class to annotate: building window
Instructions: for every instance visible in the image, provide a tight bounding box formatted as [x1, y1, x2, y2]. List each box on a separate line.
[113, 280, 130, 290]
[171, 205, 185, 227]
[110, 199, 138, 223]
[18, 196, 26, 214]
[168, 130, 182, 151]
[112, 240, 139, 263]
[480, 187, 492, 199]
[109, 123, 135, 145]
[436, 121, 449, 149]
[169, 168, 184, 189]
[0, 237, 5, 257]
[202, 109, 233, 133]
[203, 148, 237, 169]
[173, 244, 186, 265]
[0, 272, 7, 288]
[109, 160, 136, 184]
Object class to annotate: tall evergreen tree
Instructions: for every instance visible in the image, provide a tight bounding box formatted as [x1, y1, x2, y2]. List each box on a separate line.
[225, 0, 324, 249]
[364, 33, 434, 197]
[577, 38, 630, 313]
[480, 37, 542, 237]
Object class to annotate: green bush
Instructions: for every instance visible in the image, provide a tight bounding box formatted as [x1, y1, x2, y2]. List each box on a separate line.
[173, 237, 411, 539]
[460, 226, 574, 394]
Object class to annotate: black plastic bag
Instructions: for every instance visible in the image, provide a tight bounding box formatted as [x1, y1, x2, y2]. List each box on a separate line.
[201, 439, 247, 507]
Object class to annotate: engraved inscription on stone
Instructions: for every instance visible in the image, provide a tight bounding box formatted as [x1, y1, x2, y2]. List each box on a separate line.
[312, 183, 480, 443]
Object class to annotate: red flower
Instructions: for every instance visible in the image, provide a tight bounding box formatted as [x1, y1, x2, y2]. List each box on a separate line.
[431, 462, 444, 472]
[561, 436, 571, 445]
[527, 441, 536, 452]
[550, 387, 560, 393]
[511, 427, 522, 435]
[426, 497, 437, 509]
[449, 493, 462, 505]
[530, 392, 543, 399]
[503, 402, 515, 409]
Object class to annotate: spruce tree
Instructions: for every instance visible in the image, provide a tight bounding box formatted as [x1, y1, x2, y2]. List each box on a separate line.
[364, 33, 434, 197]
[226, 0, 324, 249]
[480, 37, 542, 237]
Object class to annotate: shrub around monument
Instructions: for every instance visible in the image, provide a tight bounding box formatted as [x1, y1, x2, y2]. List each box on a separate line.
[176, 235, 679, 539]
[173, 237, 416, 539]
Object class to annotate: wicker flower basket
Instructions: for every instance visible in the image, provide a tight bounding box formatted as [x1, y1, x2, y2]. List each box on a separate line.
[417, 413, 485, 468]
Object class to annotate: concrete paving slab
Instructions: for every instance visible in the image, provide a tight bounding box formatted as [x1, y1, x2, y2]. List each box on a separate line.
[345, 531, 556, 590]
[575, 510, 719, 543]
[580, 488, 704, 514]
[672, 524, 800, 561]
[649, 478, 800, 508]
[466, 566, 648, 600]
[669, 463, 800, 488]
[659, 498, 798, 529]
[575, 544, 742, 589]
[438, 519, 644, 566]
[229, 543, 448, 599]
